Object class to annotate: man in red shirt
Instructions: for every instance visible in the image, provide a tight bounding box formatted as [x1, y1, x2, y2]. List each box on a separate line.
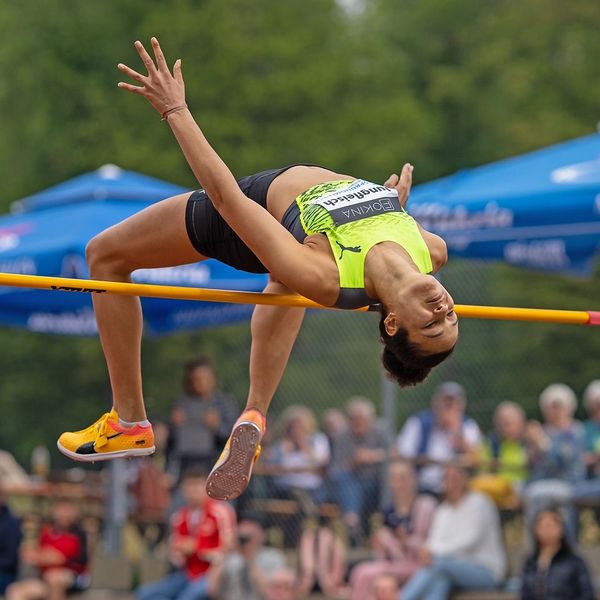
[6, 499, 87, 600]
[137, 470, 236, 599]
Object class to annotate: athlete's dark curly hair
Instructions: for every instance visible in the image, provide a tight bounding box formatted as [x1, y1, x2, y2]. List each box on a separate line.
[379, 307, 455, 387]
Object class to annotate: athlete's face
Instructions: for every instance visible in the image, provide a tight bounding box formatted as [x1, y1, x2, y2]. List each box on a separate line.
[384, 275, 459, 354]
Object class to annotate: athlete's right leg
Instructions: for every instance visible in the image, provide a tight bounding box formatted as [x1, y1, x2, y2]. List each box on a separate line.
[58, 193, 207, 461]
[206, 278, 305, 500]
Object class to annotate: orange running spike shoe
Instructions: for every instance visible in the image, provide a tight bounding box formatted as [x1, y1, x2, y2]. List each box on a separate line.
[57, 409, 155, 462]
[206, 408, 265, 501]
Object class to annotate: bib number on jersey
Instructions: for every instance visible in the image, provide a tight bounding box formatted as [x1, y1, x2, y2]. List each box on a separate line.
[308, 179, 402, 225]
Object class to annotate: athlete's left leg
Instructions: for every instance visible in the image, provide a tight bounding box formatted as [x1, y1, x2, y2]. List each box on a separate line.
[57, 193, 208, 462]
[246, 279, 306, 415]
[206, 278, 305, 500]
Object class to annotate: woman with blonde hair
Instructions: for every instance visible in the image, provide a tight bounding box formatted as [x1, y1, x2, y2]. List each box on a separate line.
[265, 406, 330, 543]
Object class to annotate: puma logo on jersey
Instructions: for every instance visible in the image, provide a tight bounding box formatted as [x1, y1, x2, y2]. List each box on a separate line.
[336, 241, 362, 260]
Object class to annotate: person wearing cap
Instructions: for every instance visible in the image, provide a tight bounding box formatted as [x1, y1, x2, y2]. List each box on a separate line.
[395, 382, 481, 495]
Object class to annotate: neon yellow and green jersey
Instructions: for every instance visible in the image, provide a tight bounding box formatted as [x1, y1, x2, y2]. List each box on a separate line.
[295, 179, 433, 309]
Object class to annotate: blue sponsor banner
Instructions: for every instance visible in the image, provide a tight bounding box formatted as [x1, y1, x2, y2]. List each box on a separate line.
[409, 134, 600, 274]
[0, 165, 266, 335]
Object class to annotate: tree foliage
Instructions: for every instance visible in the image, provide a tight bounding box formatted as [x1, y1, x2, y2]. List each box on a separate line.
[0, 0, 599, 463]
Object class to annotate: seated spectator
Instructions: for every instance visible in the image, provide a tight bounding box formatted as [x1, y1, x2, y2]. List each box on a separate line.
[582, 379, 600, 473]
[349, 461, 436, 600]
[137, 470, 236, 600]
[0, 482, 21, 595]
[169, 357, 238, 477]
[571, 380, 600, 520]
[521, 507, 593, 600]
[401, 465, 506, 600]
[396, 382, 481, 495]
[297, 520, 347, 599]
[328, 397, 389, 539]
[7, 499, 88, 600]
[523, 384, 586, 537]
[206, 518, 287, 600]
[266, 406, 330, 512]
[472, 401, 529, 508]
[372, 573, 400, 600]
[321, 408, 348, 445]
[263, 568, 297, 600]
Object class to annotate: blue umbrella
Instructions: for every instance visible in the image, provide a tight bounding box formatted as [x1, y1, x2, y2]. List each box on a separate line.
[409, 133, 600, 275]
[0, 164, 267, 334]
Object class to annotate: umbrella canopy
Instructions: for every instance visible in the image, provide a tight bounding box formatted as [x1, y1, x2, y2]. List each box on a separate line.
[409, 133, 600, 275]
[0, 164, 267, 335]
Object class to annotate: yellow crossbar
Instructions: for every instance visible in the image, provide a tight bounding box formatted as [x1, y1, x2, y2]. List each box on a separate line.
[0, 272, 597, 326]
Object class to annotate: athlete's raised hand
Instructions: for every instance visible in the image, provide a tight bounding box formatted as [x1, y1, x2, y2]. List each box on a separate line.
[117, 37, 186, 119]
[384, 163, 414, 208]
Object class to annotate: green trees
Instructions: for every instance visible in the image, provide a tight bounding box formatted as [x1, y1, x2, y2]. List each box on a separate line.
[0, 0, 599, 463]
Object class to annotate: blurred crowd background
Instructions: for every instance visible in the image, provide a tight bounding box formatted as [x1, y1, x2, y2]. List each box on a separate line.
[1, 0, 600, 599]
[1, 363, 600, 599]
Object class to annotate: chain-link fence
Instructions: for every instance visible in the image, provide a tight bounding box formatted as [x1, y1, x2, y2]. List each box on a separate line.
[191, 258, 598, 552]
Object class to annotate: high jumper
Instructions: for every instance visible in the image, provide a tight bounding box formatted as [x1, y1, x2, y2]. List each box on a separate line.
[57, 38, 458, 500]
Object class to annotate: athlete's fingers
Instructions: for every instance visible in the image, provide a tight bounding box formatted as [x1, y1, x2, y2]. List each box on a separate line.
[134, 40, 157, 75]
[117, 81, 147, 96]
[398, 163, 413, 205]
[173, 58, 184, 85]
[384, 173, 399, 188]
[117, 63, 146, 84]
[151, 37, 169, 74]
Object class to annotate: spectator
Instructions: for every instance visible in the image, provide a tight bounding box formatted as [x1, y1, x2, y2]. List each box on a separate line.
[372, 573, 400, 600]
[321, 408, 348, 443]
[401, 465, 506, 600]
[572, 380, 600, 524]
[297, 521, 347, 599]
[523, 384, 586, 537]
[129, 420, 173, 548]
[472, 401, 529, 508]
[321, 408, 348, 495]
[169, 357, 238, 477]
[7, 499, 87, 600]
[396, 382, 481, 495]
[0, 450, 30, 487]
[349, 461, 436, 600]
[328, 397, 390, 539]
[206, 518, 287, 600]
[0, 482, 21, 595]
[137, 470, 236, 600]
[521, 507, 593, 600]
[262, 568, 297, 600]
[582, 380, 600, 471]
[266, 406, 329, 520]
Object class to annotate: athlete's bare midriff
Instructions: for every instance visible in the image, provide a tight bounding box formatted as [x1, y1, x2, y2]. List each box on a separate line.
[266, 165, 355, 223]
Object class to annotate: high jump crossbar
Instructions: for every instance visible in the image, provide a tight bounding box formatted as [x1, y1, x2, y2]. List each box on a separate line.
[0, 272, 598, 326]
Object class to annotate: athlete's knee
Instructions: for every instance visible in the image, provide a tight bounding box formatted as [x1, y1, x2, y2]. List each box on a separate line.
[86, 230, 134, 278]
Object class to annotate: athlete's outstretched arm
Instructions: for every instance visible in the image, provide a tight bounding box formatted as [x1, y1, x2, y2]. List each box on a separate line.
[117, 38, 332, 302]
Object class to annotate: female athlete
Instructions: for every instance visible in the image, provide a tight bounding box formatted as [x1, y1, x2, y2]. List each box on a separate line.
[57, 38, 458, 500]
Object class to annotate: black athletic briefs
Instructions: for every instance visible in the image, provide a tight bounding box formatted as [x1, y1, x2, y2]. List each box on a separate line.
[185, 166, 309, 273]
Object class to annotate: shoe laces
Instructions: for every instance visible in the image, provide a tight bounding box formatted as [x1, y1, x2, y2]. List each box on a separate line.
[83, 412, 111, 449]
